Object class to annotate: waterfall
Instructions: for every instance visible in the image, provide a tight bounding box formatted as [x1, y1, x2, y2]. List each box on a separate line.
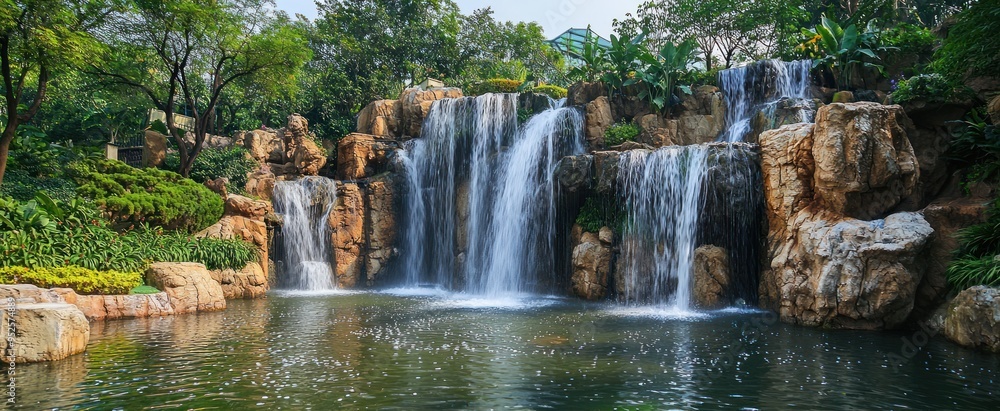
[718, 59, 813, 142]
[400, 94, 584, 296]
[273, 177, 338, 290]
[616, 146, 709, 308]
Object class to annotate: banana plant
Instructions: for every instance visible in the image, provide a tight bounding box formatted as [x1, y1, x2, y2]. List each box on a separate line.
[601, 33, 645, 96]
[631, 39, 697, 113]
[566, 30, 609, 83]
[801, 14, 889, 90]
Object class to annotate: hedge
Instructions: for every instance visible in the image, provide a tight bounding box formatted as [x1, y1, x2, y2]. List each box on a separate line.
[0, 266, 142, 295]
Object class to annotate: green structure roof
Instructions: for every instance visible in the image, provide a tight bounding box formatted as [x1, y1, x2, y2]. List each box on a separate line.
[546, 28, 611, 55]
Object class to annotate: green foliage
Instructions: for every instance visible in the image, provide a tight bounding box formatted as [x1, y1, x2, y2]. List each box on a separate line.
[517, 108, 535, 125]
[129, 285, 161, 295]
[164, 146, 257, 194]
[68, 159, 224, 233]
[532, 85, 568, 99]
[0, 194, 258, 273]
[946, 109, 1000, 189]
[466, 78, 524, 95]
[633, 39, 697, 112]
[683, 68, 722, 87]
[0, 266, 141, 295]
[0, 170, 78, 203]
[566, 29, 610, 83]
[601, 33, 646, 96]
[575, 196, 620, 233]
[948, 200, 1000, 290]
[605, 122, 641, 146]
[891, 73, 972, 104]
[881, 23, 936, 55]
[947, 256, 1000, 290]
[799, 14, 890, 90]
[933, 0, 1000, 81]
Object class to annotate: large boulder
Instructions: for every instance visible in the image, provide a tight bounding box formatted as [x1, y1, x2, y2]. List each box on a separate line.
[0, 284, 64, 304]
[209, 262, 268, 299]
[61, 291, 175, 321]
[1, 303, 89, 363]
[329, 183, 365, 288]
[145, 262, 226, 314]
[943, 286, 1000, 352]
[241, 129, 286, 164]
[567, 81, 607, 107]
[337, 133, 393, 180]
[197, 194, 271, 293]
[812, 103, 919, 220]
[570, 225, 613, 300]
[555, 155, 593, 193]
[759, 104, 936, 330]
[636, 114, 678, 147]
[357, 99, 402, 138]
[693, 245, 730, 309]
[245, 168, 276, 200]
[143, 130, 169, 168]
[283, 114, 327, 176]
[399, 87, 464, 137]
[585, 96, 614, 150]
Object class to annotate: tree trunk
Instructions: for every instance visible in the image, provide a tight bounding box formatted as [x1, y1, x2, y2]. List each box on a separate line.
[0, 124, 15, 186]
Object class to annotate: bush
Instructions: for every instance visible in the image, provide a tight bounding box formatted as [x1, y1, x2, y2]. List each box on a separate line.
[575, 196, 621, 233]
[0, 266, 141, 295]
[68, 159, 224, 232]
[604, 121, 640, 146]
[164, 146, 257, 194]
[0, 194, 257, 273]
[947, 200, 1000, 290]
[0, 169, 78, 203]
[683, 68, 722, 87]
[466, 78, 523, 95]
[882, 23, 936, 55]
[532, 84, 568, 99]
[891, 73, 972, 104]
[932, 0, 1000, 81]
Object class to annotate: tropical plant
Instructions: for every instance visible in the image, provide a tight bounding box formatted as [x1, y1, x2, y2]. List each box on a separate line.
[946, 109, 999, 189]
[632, 39, 698, 112]
[948, 200, 1000, 290]
[932, 0, 1000, 82]
[601, 33, 646, 96]
[799, 14, 889, 90]
[566, 29, 609, 83]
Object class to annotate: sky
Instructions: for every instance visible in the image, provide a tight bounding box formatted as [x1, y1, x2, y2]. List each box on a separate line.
[272, 0, 646, 39]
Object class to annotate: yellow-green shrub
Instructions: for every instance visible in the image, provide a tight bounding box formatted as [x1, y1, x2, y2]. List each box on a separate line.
[466, 78, 523, 95]
[0, 266, 142, 295]
[532, 84, 568, 99]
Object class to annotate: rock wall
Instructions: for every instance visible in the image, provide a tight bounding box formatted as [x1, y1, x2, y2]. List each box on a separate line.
[759, 103, 936, 329]
[325, 176, 401, 288]
[145, 262, 226, 314]
[569, 225, 613, 300]
[238, 113, 327, 183]
[197, 194, 272, 298]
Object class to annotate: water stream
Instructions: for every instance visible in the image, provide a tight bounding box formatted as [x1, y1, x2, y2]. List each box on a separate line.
[272, 177, 338, 290]
[718, 59, 813, 142]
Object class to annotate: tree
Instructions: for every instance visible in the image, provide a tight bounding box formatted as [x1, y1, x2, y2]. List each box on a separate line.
[94, 0, 310, 177]
[456, 8, 565, 86]
[0, 0, 107, 185]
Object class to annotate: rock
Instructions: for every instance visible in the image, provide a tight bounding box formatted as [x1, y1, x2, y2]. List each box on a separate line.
[567, 81, 607, 107]
[282, 114, 327, 176]
[337, 133, 392, 180]
[356, 99, 402, 137]
[204, 177, 228, 197]
[570, 226, 612, 300]
[904, 125, 953, 208]
[832, 91, 854, 103]
[365, 175, 399, 286]
[763, 211, 933, 329]
[598, 226, 613, 244]
[617, 141, 655, 151]
[912, 198, 991, 319]
[145, 262, 226, 314]
[223, 194, 272, 219]
[676, 114, 720, 145]
[812, 103, 919, 220]
[592, 151, 621, 194]
[143, 130, 168, 168]
[759, 123, 816, 235]
[241, 129, 285, 163]
[0, 303, 89, 363]
[66, 291, 175, 321]
[749, 97, 819, 144]
[943, 286, 1000, 352]
[637, 116, 679, 147]
[585, 96, 614, 150]
[990, 94, 1000, 125]
[209, 262, 268, 299]
[693, 245, 730, 309]
[555, 155, 593, 193]
[245, 168, 276, 200]
[329, 183, 365, 288]
[399, 87, 464, 137]
[197, 195, 271, 292]
[0, 284, 64, 304]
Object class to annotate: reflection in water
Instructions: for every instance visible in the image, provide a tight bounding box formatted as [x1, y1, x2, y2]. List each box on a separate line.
[12, 294, 1000, 409]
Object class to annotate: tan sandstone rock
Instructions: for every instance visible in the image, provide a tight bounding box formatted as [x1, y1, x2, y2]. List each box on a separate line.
[241, 129, 286, 163]
[693, 245, 730, 309]
[145, 262, 226, 314]
[197, 195, 271, 296]
[337, 133, 392, 180]
[1, 303, 89, 363]
[570, 225, 613, 300]
[329, 183, 365, 288]
[68, 292, 175, 321]
[399, 87, 464, 137]
[245, 168, 277, 200]
[365, 176, 399, 286]
[283, 114, 327, 176]
[357, 99, 402, 137]
[585, 96, 614, 150]
[209, 262, 268, 299]
[943, 286, 1000, 352]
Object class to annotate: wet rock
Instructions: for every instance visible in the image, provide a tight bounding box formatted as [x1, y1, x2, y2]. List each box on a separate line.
[693, 245, 730, 309]
[356, 99, 402, 138]
[555, 155, 592, 193]
[812, 103, 919, 220]
[944, 286, 1000, 352]
[570, 225, 612, 300]
[567, 81, 607, 107]
[145, 262, 226, 314]
[399, 87, 464, 137]
[0, 303, 89, 363]
[585, 96, 614, 150]
[329, 183, 365, 288]
[592, 151, 621, 194]
[365, 174, 400, 286]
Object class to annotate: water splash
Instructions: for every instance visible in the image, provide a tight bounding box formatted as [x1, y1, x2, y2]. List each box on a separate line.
[273, 177, 338, 290]
[718, 59, 813, 142]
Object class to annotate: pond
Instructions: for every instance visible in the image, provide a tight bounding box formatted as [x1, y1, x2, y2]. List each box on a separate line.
[16, 290, 999, 409]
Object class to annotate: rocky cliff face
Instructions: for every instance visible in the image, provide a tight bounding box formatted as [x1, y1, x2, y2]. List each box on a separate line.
[760, 103, 936, 329]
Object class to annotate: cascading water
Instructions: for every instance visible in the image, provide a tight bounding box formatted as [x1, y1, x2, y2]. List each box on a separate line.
[718, 59, 813, 142]
[273, 177, 338, 290]
[400, 94, 584, 296]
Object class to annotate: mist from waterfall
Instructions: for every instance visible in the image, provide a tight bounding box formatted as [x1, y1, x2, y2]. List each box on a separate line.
[718, 59, 813, 142]
[273, 177, 338, 290]
[400, 94, 584, 296]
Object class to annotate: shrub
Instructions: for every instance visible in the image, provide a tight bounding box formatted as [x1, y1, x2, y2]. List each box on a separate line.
[947, 200, 1000, 290]
[683, 68, 722, 87]
[0, 169, 78, 203]
[882, 23, 936, 55]
[932, 0, 1000, 81]
[604, 121, 640, 146]
[164, 146, 257, 194]
[947, 256, 1000, 290]
[532, 84, 568, 99]
[466, 78, 523, 95]
[946, 109, 999, 189]
[891, 73, 973, 104]
[0, 266, 141, 295]
[575, 196, 621, 233]
[68, 159, 224, 232]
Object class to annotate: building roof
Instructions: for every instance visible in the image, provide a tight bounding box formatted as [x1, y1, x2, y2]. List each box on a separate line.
[546, 28, 611, 55]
